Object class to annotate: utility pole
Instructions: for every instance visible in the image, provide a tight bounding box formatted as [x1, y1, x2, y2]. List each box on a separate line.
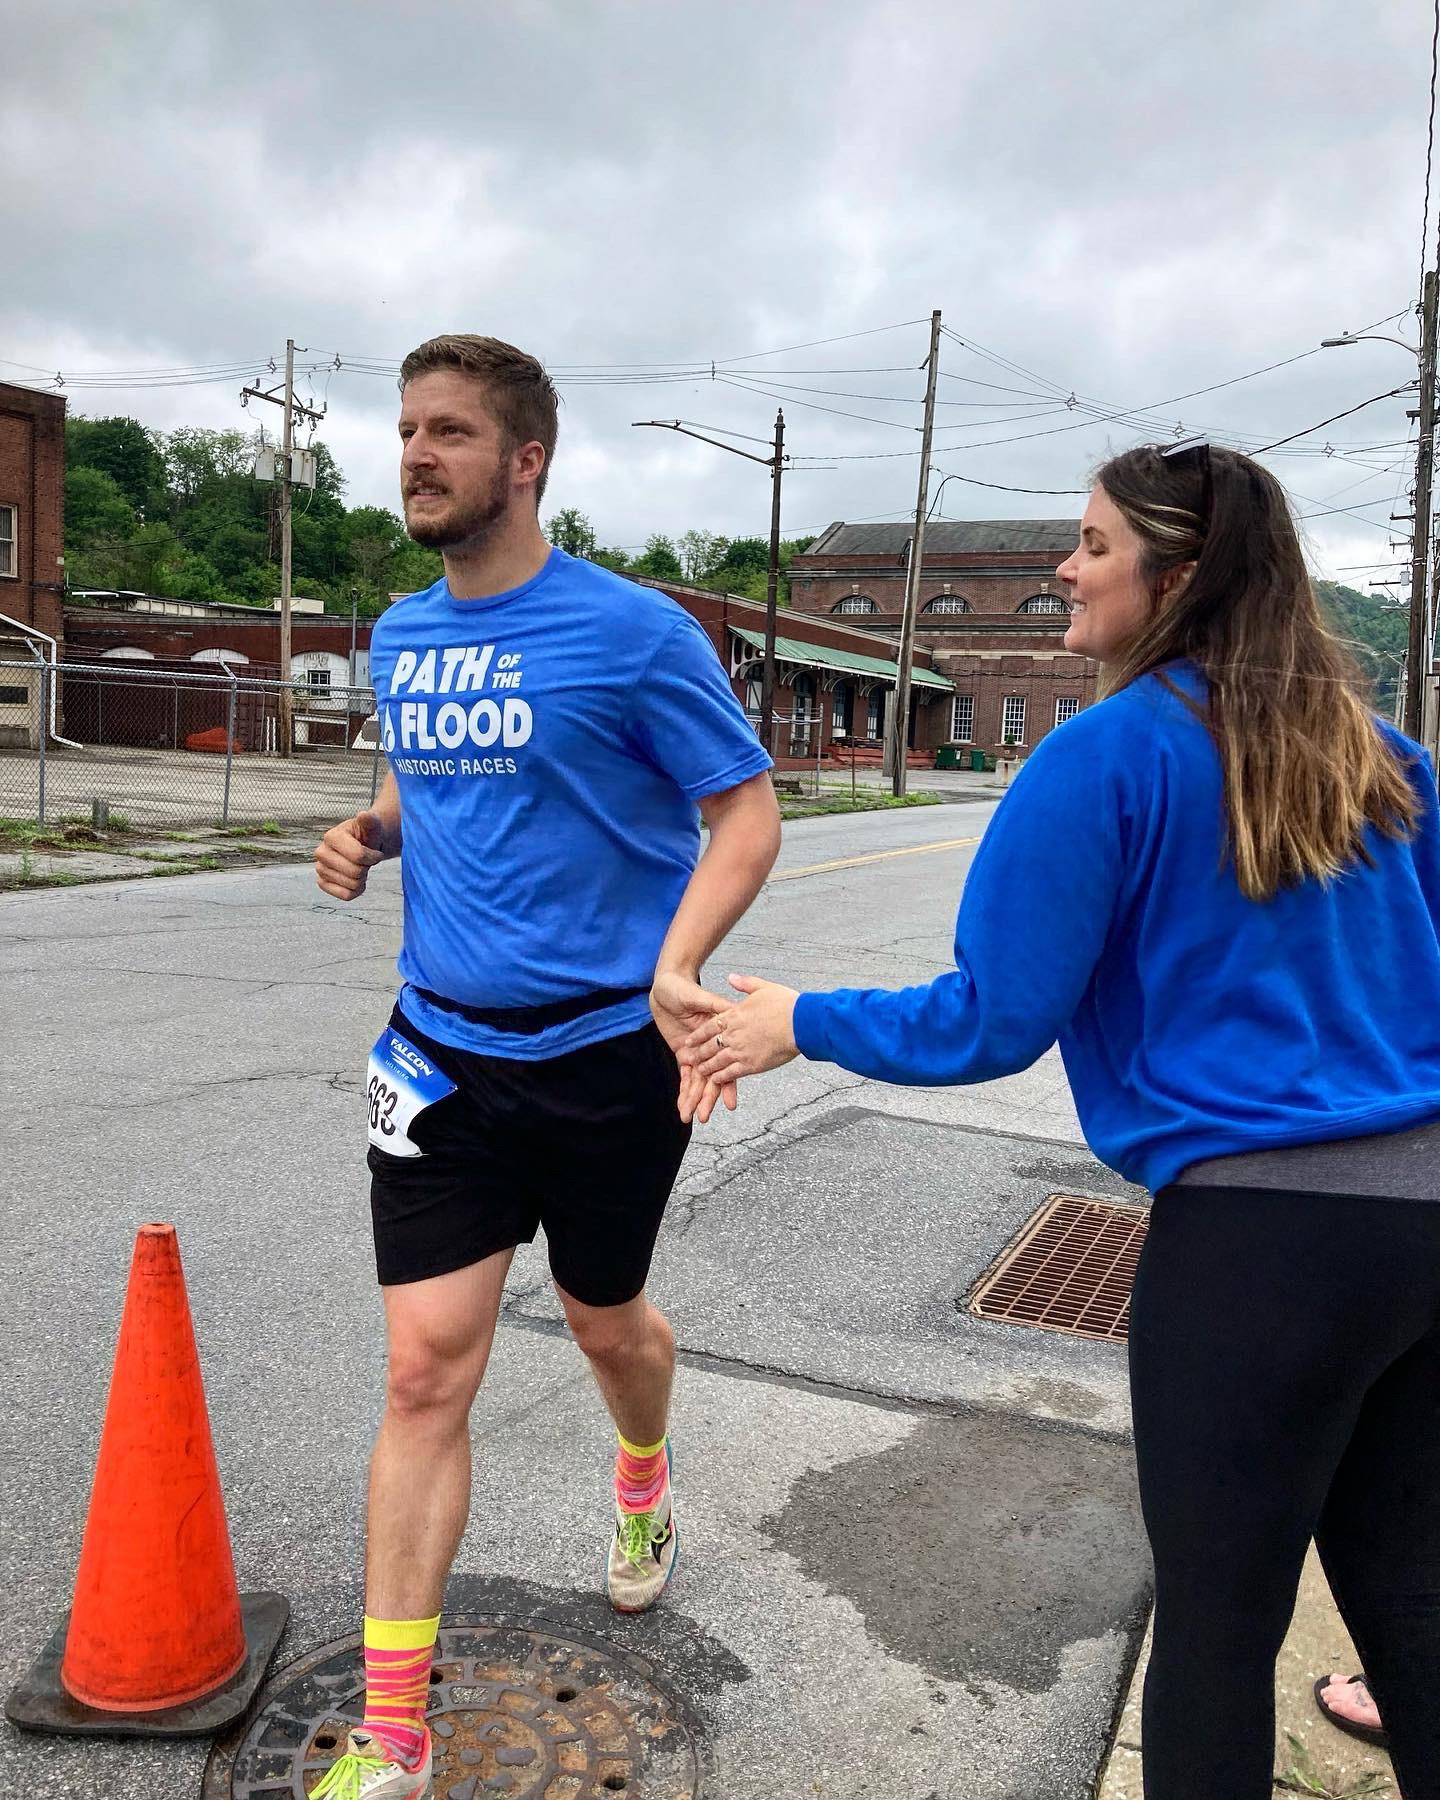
[762, 409, 785, 757]
[631, 414, 787, 755]
[1406, 271, 1437, 739]
[279, 337, 296, 756]
[891, 309, 943, 797]
[241, 341, 324, 756]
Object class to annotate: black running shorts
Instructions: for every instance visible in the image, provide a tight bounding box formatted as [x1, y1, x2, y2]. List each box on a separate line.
[366, 1004, 692, 1305]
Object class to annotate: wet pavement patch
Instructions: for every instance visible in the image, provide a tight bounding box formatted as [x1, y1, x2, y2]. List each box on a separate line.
[763, 1410, 1151, 1695]
[203, 1615, 704, 1797]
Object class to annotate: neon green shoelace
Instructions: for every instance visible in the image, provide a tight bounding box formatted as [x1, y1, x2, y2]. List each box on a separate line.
[309, 1751, 390, 1799]
[618, 1509, 662, 1567]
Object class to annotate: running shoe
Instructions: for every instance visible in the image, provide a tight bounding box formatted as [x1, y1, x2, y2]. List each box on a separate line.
[607, 1445, 678, 1613]
[310, 1726, 433, 1799]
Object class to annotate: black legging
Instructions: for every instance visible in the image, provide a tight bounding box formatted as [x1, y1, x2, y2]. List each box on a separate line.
[1129, 1183, 1440, 1798]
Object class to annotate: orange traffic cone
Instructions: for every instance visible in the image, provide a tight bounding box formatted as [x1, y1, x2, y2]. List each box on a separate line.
[5, 1223, 288, 1737]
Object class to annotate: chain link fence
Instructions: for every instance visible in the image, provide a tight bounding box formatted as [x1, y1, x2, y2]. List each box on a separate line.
[0, 659, 384, 829]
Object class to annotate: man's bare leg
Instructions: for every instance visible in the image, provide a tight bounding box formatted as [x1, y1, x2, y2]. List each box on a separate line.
[555, 1286, 675, 1446]
[367, 1248, 515, 1619]
[557, 1284, 678, 1613]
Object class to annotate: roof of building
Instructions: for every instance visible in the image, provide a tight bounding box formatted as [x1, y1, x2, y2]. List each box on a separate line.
[802, 519, 1080, 557]
[728, 625, 952, 691]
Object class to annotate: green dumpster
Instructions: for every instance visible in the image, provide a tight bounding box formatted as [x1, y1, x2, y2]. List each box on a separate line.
[969, 748, 986, 772]
[935, 745, 961, 770]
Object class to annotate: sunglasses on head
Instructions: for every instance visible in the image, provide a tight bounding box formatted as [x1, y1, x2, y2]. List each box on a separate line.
[1159, 435, 1213, 527]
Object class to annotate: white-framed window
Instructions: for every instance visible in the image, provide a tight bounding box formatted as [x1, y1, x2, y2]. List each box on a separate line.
[1017, 593, 1069, 614]
[923, 595, 972, 615]
[950, 694, 975, 742]
[866, 688, 883, 738]
[1054, 694, 1081, 727]
[0, 505, 15, 578]
[744, 676, 762, 720]
[305, 667, 332, 693]
[833, 594, 878, 615]
[1002, 695, 1027, 743]
[832, 683, 850, 733]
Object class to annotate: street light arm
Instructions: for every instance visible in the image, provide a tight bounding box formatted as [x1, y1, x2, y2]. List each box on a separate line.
[631, 420, 776, 467]
[1320, 333, 1422, 360]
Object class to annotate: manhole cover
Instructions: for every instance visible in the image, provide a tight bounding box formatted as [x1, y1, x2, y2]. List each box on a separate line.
[968, 1192, 1148, 1342]
[201, 1617, 703, 1799]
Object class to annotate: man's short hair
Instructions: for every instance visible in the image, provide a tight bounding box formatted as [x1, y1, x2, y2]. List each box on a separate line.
[400, 335, 559, 504]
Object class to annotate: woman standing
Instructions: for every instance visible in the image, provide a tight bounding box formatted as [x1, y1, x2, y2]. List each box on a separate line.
[684, 444, 1440, 1799]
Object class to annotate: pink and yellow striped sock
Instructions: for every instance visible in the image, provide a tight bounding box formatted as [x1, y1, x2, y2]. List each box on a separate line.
[615, 1432, 668, 1515]
[362, 1613, 440, 1771]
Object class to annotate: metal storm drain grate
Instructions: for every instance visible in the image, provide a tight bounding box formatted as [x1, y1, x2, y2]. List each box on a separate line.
[202, 1617, 703, 1799]
[968, 1193, 1149, 1343]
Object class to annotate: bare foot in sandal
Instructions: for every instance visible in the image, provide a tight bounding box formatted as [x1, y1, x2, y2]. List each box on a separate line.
[1314, 1672, 1387, 1748]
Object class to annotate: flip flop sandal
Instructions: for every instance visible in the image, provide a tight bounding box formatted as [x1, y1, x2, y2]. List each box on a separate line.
[1312, 1674, 1389, 1749]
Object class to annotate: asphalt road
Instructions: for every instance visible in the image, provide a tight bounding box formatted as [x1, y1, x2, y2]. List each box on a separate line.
[0, 799, 1150, 1799]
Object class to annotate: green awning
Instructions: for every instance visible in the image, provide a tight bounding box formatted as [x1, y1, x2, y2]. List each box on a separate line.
[728, 625, 953, 691]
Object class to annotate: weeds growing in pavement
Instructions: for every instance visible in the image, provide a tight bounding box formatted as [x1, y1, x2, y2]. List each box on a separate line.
[1277, 1733, 1391, 1797]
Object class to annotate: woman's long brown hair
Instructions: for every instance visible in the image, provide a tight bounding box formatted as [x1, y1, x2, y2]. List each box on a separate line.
[1095, 444, 1420, 901]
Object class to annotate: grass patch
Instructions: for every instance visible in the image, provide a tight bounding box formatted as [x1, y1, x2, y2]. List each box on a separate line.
[1277, 1732, 1390, 1796]
[779, 791, 943, 818]
[211, 819, 284, 836]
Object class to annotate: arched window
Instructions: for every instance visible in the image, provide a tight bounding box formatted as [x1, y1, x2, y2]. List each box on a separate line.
[832, 595, 878, 614]
[922, 595, 972, 615]
[1017, 593, 1069, 614]
[190, 647, 250, 665]
[98, 646, 156, 660]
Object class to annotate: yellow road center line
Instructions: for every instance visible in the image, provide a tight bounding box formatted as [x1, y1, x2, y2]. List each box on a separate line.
[770, 836, 982, 883]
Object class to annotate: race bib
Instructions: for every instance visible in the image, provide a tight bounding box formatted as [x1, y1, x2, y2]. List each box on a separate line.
[366, 1028, 458, 1158]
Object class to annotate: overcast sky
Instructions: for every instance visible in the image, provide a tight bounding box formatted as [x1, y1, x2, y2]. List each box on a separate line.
[2, 0, 1429, 590]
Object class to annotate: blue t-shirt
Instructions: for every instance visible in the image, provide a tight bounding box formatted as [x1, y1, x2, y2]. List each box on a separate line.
[368, 549, 772, 1059]
[793, 664, 1440, 1193]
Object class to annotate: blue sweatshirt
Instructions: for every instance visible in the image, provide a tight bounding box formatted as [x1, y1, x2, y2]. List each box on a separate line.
[792, 665, 1440, 1193]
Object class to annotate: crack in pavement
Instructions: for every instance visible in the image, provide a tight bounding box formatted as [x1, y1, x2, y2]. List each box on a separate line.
[495, 1310, 1132, 1445]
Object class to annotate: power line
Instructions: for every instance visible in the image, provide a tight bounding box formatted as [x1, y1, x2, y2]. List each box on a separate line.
[716, 317, 930, 364]
[1253, 387, 1418, 454]
[928, 467, 1086, 497]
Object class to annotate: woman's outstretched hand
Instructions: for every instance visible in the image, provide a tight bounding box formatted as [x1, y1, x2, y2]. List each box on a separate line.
[681, 974, 802, 1102]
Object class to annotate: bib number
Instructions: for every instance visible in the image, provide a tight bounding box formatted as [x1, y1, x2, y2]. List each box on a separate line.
[365, 1028, 458, 1158]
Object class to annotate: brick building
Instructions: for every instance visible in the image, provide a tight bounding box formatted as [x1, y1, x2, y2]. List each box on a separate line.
[65, 592, 372, 687]
[788, 519, 1101, 757]
[62, 577, 955, 770]
[0, 382, 67, 747]
[631, 577, 952, 766]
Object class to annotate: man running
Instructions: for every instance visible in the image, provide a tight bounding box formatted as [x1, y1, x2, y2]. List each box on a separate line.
[312, 334, 779, 1800]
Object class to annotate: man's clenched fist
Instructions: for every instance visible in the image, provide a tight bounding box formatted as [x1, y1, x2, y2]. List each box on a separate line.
[315, 810, 393, 901]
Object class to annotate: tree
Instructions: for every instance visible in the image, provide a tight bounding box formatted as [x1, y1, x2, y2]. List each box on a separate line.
[1316, 580, 1407, 715]
[389, 540, 445, 597]
[163, 426, 256, 499]
[545, 507, 597, 558]
[591, 546, 632, 573]
[678, 528, 723, 581]
[343, 505, 408, 596]
[65, 466, 137, 552]
[65, 416, 167, 518]
[630, 533, 683, 581]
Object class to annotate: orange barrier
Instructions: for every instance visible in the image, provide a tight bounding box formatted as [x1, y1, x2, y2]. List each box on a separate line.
[6, 1223, 288, 1737]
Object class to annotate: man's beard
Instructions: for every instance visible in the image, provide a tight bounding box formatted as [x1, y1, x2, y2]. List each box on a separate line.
[405, 461, 512, 549]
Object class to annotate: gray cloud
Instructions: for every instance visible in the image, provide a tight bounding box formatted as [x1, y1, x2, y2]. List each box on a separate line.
[2, 0, 1427, 581]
